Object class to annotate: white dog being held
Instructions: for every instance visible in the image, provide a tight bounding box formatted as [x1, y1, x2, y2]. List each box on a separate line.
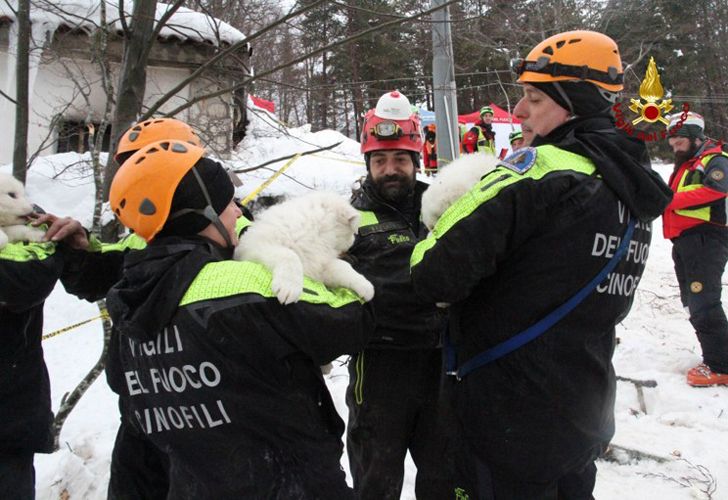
[421, 152, 500, 231]
[0, 173, 44, 249]
[234, 191, 375, 305]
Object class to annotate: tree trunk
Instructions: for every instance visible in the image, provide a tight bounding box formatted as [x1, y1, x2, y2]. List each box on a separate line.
[91, 1, 115, 236]
[102, 0, 158, 202]
[346, 1, 363, 138]
[101, 0, 158, 241]
[12, 0, 30, 184]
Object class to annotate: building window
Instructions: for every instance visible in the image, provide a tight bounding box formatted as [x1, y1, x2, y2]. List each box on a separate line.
[56, 120, 111, 154]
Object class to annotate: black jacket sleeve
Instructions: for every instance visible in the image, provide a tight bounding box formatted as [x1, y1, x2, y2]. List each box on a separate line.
[59, 234, 145, 301]
[0, 242, 63, 312]
[60, 247, 126, 301]
[269, 300, 376, 365]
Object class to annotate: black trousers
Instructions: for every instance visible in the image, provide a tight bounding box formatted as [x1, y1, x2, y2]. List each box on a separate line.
[672, 226, 728, 373]
[469, 459, 596, 500]
[346, 348, 456, 500]
[0, 452, 35, 500]
[107, 405, 169, 500]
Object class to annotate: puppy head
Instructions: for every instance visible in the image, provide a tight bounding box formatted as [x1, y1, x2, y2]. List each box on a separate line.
[335, 200, 360, 252]
[0, 173, 35, 225]
[311, 191, 359, 253]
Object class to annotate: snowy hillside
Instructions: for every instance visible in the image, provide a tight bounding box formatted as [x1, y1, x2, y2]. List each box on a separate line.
[2, 110, 726, 499]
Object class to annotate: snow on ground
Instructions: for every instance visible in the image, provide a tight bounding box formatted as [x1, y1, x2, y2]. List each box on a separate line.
[2, 116, 727, 499]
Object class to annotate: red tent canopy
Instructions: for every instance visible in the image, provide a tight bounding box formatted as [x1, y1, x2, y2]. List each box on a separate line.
[458, 103, 520, 124]
[250, 95, 275, 114]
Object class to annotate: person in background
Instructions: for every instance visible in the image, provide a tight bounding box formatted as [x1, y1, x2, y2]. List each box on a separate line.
[663, 111, 728, 387]
[423, 124, 438, 176]
[346, 91, 453, 500]
[509, 130, 525, 151]
[462, 106, 496, 155]
[411, 30, 672, 499]
[107, 139, 373, 498]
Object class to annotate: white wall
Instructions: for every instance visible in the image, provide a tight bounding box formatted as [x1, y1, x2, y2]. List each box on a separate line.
[0, 51, 204, 165]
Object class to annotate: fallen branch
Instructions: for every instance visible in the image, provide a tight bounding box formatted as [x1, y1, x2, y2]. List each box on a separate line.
[601, 444, 671, 464]
[616, 375, 657, 414]
[639, 458, 717, 499]
[232, 141, 343, 173]
[51, 300, 112, 451]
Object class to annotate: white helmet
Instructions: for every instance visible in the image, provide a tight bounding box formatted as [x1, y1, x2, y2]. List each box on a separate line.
[667, 111, 705, 140]
[668, 111, 704, 131]
[374, 91, 412, 120]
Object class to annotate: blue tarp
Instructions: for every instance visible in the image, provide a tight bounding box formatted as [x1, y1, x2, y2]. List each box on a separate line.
[417, 107, 436, 126]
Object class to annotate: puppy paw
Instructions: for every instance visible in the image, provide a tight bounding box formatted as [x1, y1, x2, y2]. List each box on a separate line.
[22, 227, 45, 242]
[271, 269, 304, 305]
[0, 231, 7, 249]
[4, 225, 44, 243]
[352, 276, 375, 302]
[232, 244, 246, 261]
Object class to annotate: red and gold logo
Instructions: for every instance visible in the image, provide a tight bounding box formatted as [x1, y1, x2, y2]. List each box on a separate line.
[628, 57, 673, 125]
[613, 57, 689, 142]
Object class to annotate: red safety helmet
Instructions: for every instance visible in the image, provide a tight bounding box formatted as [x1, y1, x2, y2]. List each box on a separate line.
[360, 91, 422, 154]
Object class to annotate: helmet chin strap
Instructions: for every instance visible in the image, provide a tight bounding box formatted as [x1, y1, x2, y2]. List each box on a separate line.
[553, 82, 575, 116]
[191, 167, 234, 248]
[168, 166, 234, 248]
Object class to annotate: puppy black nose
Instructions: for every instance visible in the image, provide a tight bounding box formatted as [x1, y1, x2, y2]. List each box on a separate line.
[31, 203, 46, 215]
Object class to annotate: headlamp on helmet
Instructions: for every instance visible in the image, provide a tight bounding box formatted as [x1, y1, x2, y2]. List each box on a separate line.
[372, 121, 403, 140]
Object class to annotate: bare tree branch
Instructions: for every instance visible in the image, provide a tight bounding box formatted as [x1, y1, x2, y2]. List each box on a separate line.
[0, 88, 17, 104]
[141, 0, 328, 119]
[160, 0, 460, 119]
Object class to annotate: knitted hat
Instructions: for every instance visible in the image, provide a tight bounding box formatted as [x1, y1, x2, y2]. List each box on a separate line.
[531, 81, 615, 116]
[509, 130, 523, 143]
[156, 157, 234, 238]
[667, 112, 705, 140]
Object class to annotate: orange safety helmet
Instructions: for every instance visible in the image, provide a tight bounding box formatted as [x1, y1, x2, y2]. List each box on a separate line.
[360, 91, 422, 154]
[110, 140, 205, 242]
[512, 30, 623, 92]
[115, 118, 202, 164]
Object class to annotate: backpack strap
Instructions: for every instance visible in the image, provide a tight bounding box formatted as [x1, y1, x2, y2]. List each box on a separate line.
[446, 217, 637, 380]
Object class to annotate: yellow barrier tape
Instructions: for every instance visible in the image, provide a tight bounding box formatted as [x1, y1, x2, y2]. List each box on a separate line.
[310, 153, 366, 166]
[42, 309, 110, 341]
[240, 153, 302, 206]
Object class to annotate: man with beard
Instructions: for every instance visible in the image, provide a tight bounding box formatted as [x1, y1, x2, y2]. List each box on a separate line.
[345, 91, 452, 499]
[411, 31, 672, 498]
[664, 112, 728, 386]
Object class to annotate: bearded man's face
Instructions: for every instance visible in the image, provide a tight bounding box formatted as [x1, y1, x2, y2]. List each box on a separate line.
[369, 150, 416, 202]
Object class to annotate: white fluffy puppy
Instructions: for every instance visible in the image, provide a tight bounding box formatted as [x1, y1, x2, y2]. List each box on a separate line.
[234, 191, 375, 305]
[0, 173, 44, 249]
[421, 152, 499, 231]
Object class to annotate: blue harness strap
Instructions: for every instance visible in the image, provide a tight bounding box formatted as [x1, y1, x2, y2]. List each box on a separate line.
[446, 217, 637, 380]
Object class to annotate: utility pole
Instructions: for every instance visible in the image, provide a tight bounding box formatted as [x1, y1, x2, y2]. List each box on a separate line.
[431, 0, 458, 165]
[13, 0, 30, 184]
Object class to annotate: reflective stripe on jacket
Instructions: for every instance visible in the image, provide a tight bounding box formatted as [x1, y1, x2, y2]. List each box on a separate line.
[663, 143, 728, 239]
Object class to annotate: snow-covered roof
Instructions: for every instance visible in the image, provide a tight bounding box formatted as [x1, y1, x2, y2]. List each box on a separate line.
[0, 1, 246, 47]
